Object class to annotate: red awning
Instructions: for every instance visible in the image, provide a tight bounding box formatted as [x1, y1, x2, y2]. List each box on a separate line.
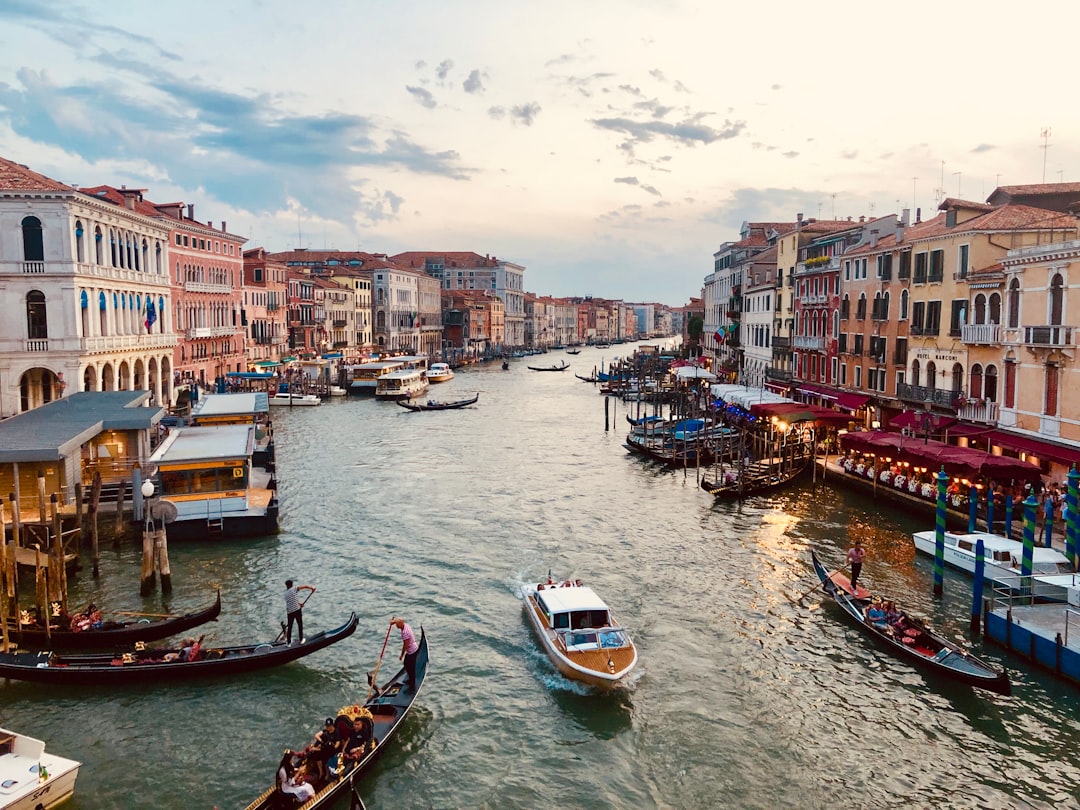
[889, 410, 957, 432]
[834, 392, 870, 412]
[764, 381, 791, 395]
[946, 422, 996, 439]
[840, 430, 1042, 482]
[988, 430, 1080, 467]
[796, 383, 836, 400]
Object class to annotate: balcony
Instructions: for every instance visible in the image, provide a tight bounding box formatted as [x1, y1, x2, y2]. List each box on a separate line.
[793, 335, 824, 350]
[183, 280, 232, 294]
[1024, 325, 1072, 347]
[75, 262, 171, 287]
[956, 399, 1000, 425]
[897, 383, 960, 410]
[22, 261, 45, 274]
[766, 367, 793, 381]
[333, 319, 348, 327]
[185, 326, 237, 339]
[961, 323, 1000, 345]
[772, 336, 790, 350]
[25, 339, 48, 352]
[81, 333, 178, 353]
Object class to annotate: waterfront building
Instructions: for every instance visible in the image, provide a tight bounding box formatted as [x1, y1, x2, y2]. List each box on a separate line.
[417, 270, 443, 360]
[740, 243, 780, 388]
[442, 289, 505, 356]
[316, 275, 355, 356]
[242, 248, 291, 368]
[0, 157, 177, 415]
[286, 272, 324, 356]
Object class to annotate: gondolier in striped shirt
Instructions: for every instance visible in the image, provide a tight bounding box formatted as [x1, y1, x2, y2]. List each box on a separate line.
[393, 617, 420, 692]
[284, 579, 315, 645]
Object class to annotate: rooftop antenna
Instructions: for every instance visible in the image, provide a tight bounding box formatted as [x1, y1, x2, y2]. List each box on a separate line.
[953, 171, 962, 197]
[817, 201, 823, 218]
[934, 160, 946, 201]
[912, 177, 918, 213]
[297, 210, 303, 250]
[1040, 127, 1052, 183]
[831, 193, 836, 219]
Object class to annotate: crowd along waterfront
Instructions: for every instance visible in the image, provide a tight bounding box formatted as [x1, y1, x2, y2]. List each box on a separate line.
[4, 342, 1080, 809]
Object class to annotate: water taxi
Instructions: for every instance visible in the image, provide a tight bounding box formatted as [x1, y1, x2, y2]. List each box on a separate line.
[0, 727, 81, 810]
[427, 362, 455, 383]
[374, 368, 429, 401]
[522, 577, 637, 688]
[147, 423, 279, 540]
[268, 391, 321, 407]
[345, 355, 428, 395]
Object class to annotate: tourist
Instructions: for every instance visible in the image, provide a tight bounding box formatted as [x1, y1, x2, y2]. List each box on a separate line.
[846, 540, 866, 592]
[305, 717, 339, 784]
[276, 751, 315, 803]
[393, 617, 420, 692]
[284, 579, 315, 645]
[866, 599, 888, 629]
[342, 715, 374, 762]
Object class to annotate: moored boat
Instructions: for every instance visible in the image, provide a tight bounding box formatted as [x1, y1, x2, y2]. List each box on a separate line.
[268, 391, 322, 406]
[242, 628, 428, 810]
[396, 394, 479, 412]
[810, 550, 1011, 695]
[527, 362, 569, 372]
[0, 613, 358, 685]
[4, 590, 221, 650]
[426, 362, 455, 383]
[0, 727, 81, 810]
[522, 577, 637, 688]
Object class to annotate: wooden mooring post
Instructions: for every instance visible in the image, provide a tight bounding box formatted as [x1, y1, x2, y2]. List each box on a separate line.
[0, 501, 10, 653]
[89, 471, 102, 578]
[74, 482, 84, 538]
[113, 478, 127, 542]
[49, 494, 68, 614]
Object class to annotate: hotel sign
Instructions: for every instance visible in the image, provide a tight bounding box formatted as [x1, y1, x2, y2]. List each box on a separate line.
[913, 350, 966, 363]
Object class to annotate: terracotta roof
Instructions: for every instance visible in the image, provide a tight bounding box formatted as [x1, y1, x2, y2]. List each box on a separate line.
[938, 197, 993, 212]
[0, 156, 72, 193]
[391, 251, 497, 269]
[266, 250, 403, 270]
[79, 185, 164, 219]
[993, 182, 1080, 196]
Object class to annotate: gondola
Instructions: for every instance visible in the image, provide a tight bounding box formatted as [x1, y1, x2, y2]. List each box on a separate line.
[4, 590, 222, 650]
[243, 628, 429, 810]
[575, 374, 598, 383]
[0, 612, 359, 685]
[700, 455, 810, 498]
[527, 362, 569, 372]
[810, 550, 1011, 695]
[396, 393, 479, 411]
[566, 349, 581, 355]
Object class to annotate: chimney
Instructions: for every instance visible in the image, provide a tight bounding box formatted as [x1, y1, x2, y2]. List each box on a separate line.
[895, 220, 905, 244]
[187, 203, 195, 220]
[221, 221, 227, 232]
[869, 229, 879, 248]
[859, 215, 866, 223]
[207, 221, 213, 230]
[796, 212, 804, 228]
[915, 207, 922, 224]
[901, 208, 910, 226]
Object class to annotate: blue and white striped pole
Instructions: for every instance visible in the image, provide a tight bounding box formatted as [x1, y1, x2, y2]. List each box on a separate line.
[971, 537, 985, 634]
[1022, 494, 1038, 596]
[1005, 492, 1014, 539]
[934, 467, 948, 597]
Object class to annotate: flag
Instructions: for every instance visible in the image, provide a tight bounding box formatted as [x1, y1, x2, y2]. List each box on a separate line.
[145, 300, 157, 332]
[714, 330, 724, 344]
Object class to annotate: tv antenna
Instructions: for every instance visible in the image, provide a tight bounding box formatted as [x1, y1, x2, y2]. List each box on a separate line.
[1040, 127, 1052, 182]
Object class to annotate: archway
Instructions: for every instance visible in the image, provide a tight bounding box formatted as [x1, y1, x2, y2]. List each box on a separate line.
[17, 367, 61, 413]
[101, 362, 115, 392]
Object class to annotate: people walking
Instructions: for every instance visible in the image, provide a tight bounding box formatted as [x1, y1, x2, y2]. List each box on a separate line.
[284, 579, 315, 645]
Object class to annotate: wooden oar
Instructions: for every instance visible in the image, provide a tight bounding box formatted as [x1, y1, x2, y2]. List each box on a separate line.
[795, 563, 849, 601]
[112, 610, 180, 618]
[364, 619, 396, 701]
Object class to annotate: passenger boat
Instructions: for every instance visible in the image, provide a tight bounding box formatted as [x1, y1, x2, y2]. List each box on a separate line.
[0, 613, 358, 686]
[374, 369, 429, 401]
[426, 362, 455, 383]
[344, 360, 406, 395]
[396, 394, 479, 412]
[522, 577, 637, 688]
[147, 424, 279, 540]
[527, 361, 569, 372]
[268, 390, 322, 406]
[810, 550, 1011, 695]
[242, 628, 428, 810]
[3, 590, 221, 650]
[0, 727, 81, 810]
[911, 530, 1078, 604]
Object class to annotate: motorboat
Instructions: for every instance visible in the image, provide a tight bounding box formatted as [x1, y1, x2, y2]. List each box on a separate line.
[522, 577, 637, 688]
[426, 363, 455, 383]
[268, 391, 321, 406]
[375, 369, 429, 401]
[0, 727, 81, 810]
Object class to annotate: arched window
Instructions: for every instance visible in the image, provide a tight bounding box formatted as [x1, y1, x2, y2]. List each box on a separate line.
[951, 362, 964, 394]
[94, 227, 103, 265]
[882, 291, 890, 320]
[969, 363, 983, 399]
[900, 290, 909, 320]
[75, 220, 85, 263]
[833, 309, 839, 336]
[26, 290, 47, 339]
[989, 292, 1001, 324]
[1007, 279, 1020, 328]
[21, 216, 44, 262]
[1050, 273, 1064, 325]
[926, 361, 937, 390]
[973, 293, 986, 325]
[911, 359, 921, 387]
[985, 365, 998, 402]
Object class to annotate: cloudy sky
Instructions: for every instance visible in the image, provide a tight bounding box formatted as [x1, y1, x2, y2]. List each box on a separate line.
[0, 1, 1075, 303]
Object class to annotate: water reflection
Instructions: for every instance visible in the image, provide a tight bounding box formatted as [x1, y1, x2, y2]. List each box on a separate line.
[550, 686, 634, 740]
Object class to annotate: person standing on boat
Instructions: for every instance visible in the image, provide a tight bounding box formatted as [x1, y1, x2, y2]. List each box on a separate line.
[284, 579, 315, 645]
[846, 540, 866, 593]
[393, 617, 419, 692]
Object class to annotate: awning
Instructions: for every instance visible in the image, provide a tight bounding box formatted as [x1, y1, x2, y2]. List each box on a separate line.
[253, 360, 280, 368]
[889, 410, 957, 432]
[946, 422, 996, 439]
[226, 371, 275, 379]
[321, 352, 343, 359]
[840, 430, 1042, 482]
[988, 430, 1080, 467]
[834, 392, 870, 412]
[764, 381, 791, 395]
[796, 383, 837, 401]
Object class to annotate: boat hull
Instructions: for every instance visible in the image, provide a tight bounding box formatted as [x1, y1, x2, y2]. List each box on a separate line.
[0, 729, 80, 810]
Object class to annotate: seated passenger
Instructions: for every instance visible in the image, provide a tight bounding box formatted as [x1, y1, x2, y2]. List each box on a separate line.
[276, 751, 316, 804]
[342, 715, 375, 763]
[883, 601, 901, 627]
[865, 600, 888, 629]
[305, 717, 339, 784]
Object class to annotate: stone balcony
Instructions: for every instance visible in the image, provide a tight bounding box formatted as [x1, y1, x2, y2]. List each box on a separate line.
[961, 323, 1001, 345]
[82, 333, 178, 353]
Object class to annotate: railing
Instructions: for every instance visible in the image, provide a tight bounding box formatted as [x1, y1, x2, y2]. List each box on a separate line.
[22, 261, 45, 274]
[1024, 325, 1072, 347]
[183, 281, 232, 294]
[25, 339, 48, 352]
[896, 383, 960, 409]
[793, 335, 824, 350]
[333, 319, 348, 327]
[956, 399, 999, 424]
[186, 326, 237, 339]
[772, 336, 790, 350]
[75, 262, 170, 286]
[766, 367, 792, 381]
[81, 333, 178, 352]
[961, 323, 1001, 344]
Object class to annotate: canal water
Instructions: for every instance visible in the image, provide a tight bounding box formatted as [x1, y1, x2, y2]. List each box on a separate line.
[5, 342, 1080, 809]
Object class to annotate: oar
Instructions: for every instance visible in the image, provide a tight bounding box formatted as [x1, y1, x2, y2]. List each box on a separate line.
[274, 587, 316, 643]
[113, 610, 180, 618]
[795, 563, 849, 601]
[364, 619, 396, 701]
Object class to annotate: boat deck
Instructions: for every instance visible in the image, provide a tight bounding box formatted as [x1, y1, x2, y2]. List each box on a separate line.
[528, 598, 636, 675]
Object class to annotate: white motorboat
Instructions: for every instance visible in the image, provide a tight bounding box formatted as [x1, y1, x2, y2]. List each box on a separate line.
[522, 577, 637, 688]
[375, 369, 429, 401]
[0, 728, 80, 810]
[911, 530, 1080, 603]
[426, 363, 455, 384]
[268, 392, 321, 407]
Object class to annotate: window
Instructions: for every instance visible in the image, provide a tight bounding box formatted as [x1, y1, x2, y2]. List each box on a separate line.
[900, 290, 909, 320]
[855, 365, 862, 388]
[911, 359, 921, 387]
[1045, 364, 1059, 416]
[929, 250, 944, 282]
[985, 365, 998, 402]
[925, 301, 941, 335]
[853, 334, 864, 356]
[958, 244, 970, 279]
[898, 251, 911, 279]
[894, 338, 907, 365]
[950, 300, 966, 336]
[911, 301, 925, 334]
[914, 253, 928, 284]
[21, 216, 44, 262]
[970, 363, 984, 399]
[26, 290, 47, 339]
[1050, 273, 1064, 325]
[1007, 279, 1020, 328]
[989, 292, 1001, 324]
[1004, 361, 1016, 408]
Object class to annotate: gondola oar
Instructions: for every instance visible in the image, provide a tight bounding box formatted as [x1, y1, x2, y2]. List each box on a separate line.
[795, 563, 849, 601]
[275, 588, 316, 643]
[364, 618, 396, 701]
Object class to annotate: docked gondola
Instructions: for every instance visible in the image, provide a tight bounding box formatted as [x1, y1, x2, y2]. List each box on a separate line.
[575, 374, 599, 383]
[396, 393, 479, 411]
[0, 612, 358, 685]
[810, 551, 1010, 695]
[700, 454, 810, 498]
[242, 628, 429, 810]
[527, 362, 569, 372]
[4, 590, 222, 650]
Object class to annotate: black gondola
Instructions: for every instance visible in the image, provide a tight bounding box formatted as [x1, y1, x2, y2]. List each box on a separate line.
[527, 362, 569, 372]
[700, 454, 811, 498]
[243, 628, 429, 810]
[575, 374, 598, 383]
[566, 349, 581, 355]
[810, 551, 1011, 696]
[0, 612, 358, 685]
[5, 590, 222, 650]
[396, 394, 479, 411]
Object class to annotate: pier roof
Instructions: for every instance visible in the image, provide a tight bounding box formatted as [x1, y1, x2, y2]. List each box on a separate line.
[0, 391, 160, 462]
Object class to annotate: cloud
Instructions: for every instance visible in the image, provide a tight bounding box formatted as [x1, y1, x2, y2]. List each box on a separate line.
[701, 186, 827, 228]
[614, 176, 661, 197]
[436, 59, 454, 80]
[971, 143, 995, 154]
[406, 85, 437, 109]
[487, 106, 505, 120]
[633, 99, 674, 119]
[840, 149, 858, 160]
[592, 115, 745, 154]
[614, 176, 639, 185]
[510, 103, 541, 126]
[783, 150, 799, 159]
[771, 84, 782, 91]
[463, 69, 486, 95]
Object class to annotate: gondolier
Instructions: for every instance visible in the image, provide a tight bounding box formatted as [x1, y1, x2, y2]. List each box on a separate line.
[285, 579, 315, 645]
[393, 617, 419, 692]
[846, 540, 866, 592]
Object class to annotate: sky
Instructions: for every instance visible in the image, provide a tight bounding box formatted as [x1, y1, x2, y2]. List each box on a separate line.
[0, 1, 1077, 305]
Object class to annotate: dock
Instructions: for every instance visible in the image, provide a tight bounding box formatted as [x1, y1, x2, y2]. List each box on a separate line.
[984, 596, 1080, 686]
